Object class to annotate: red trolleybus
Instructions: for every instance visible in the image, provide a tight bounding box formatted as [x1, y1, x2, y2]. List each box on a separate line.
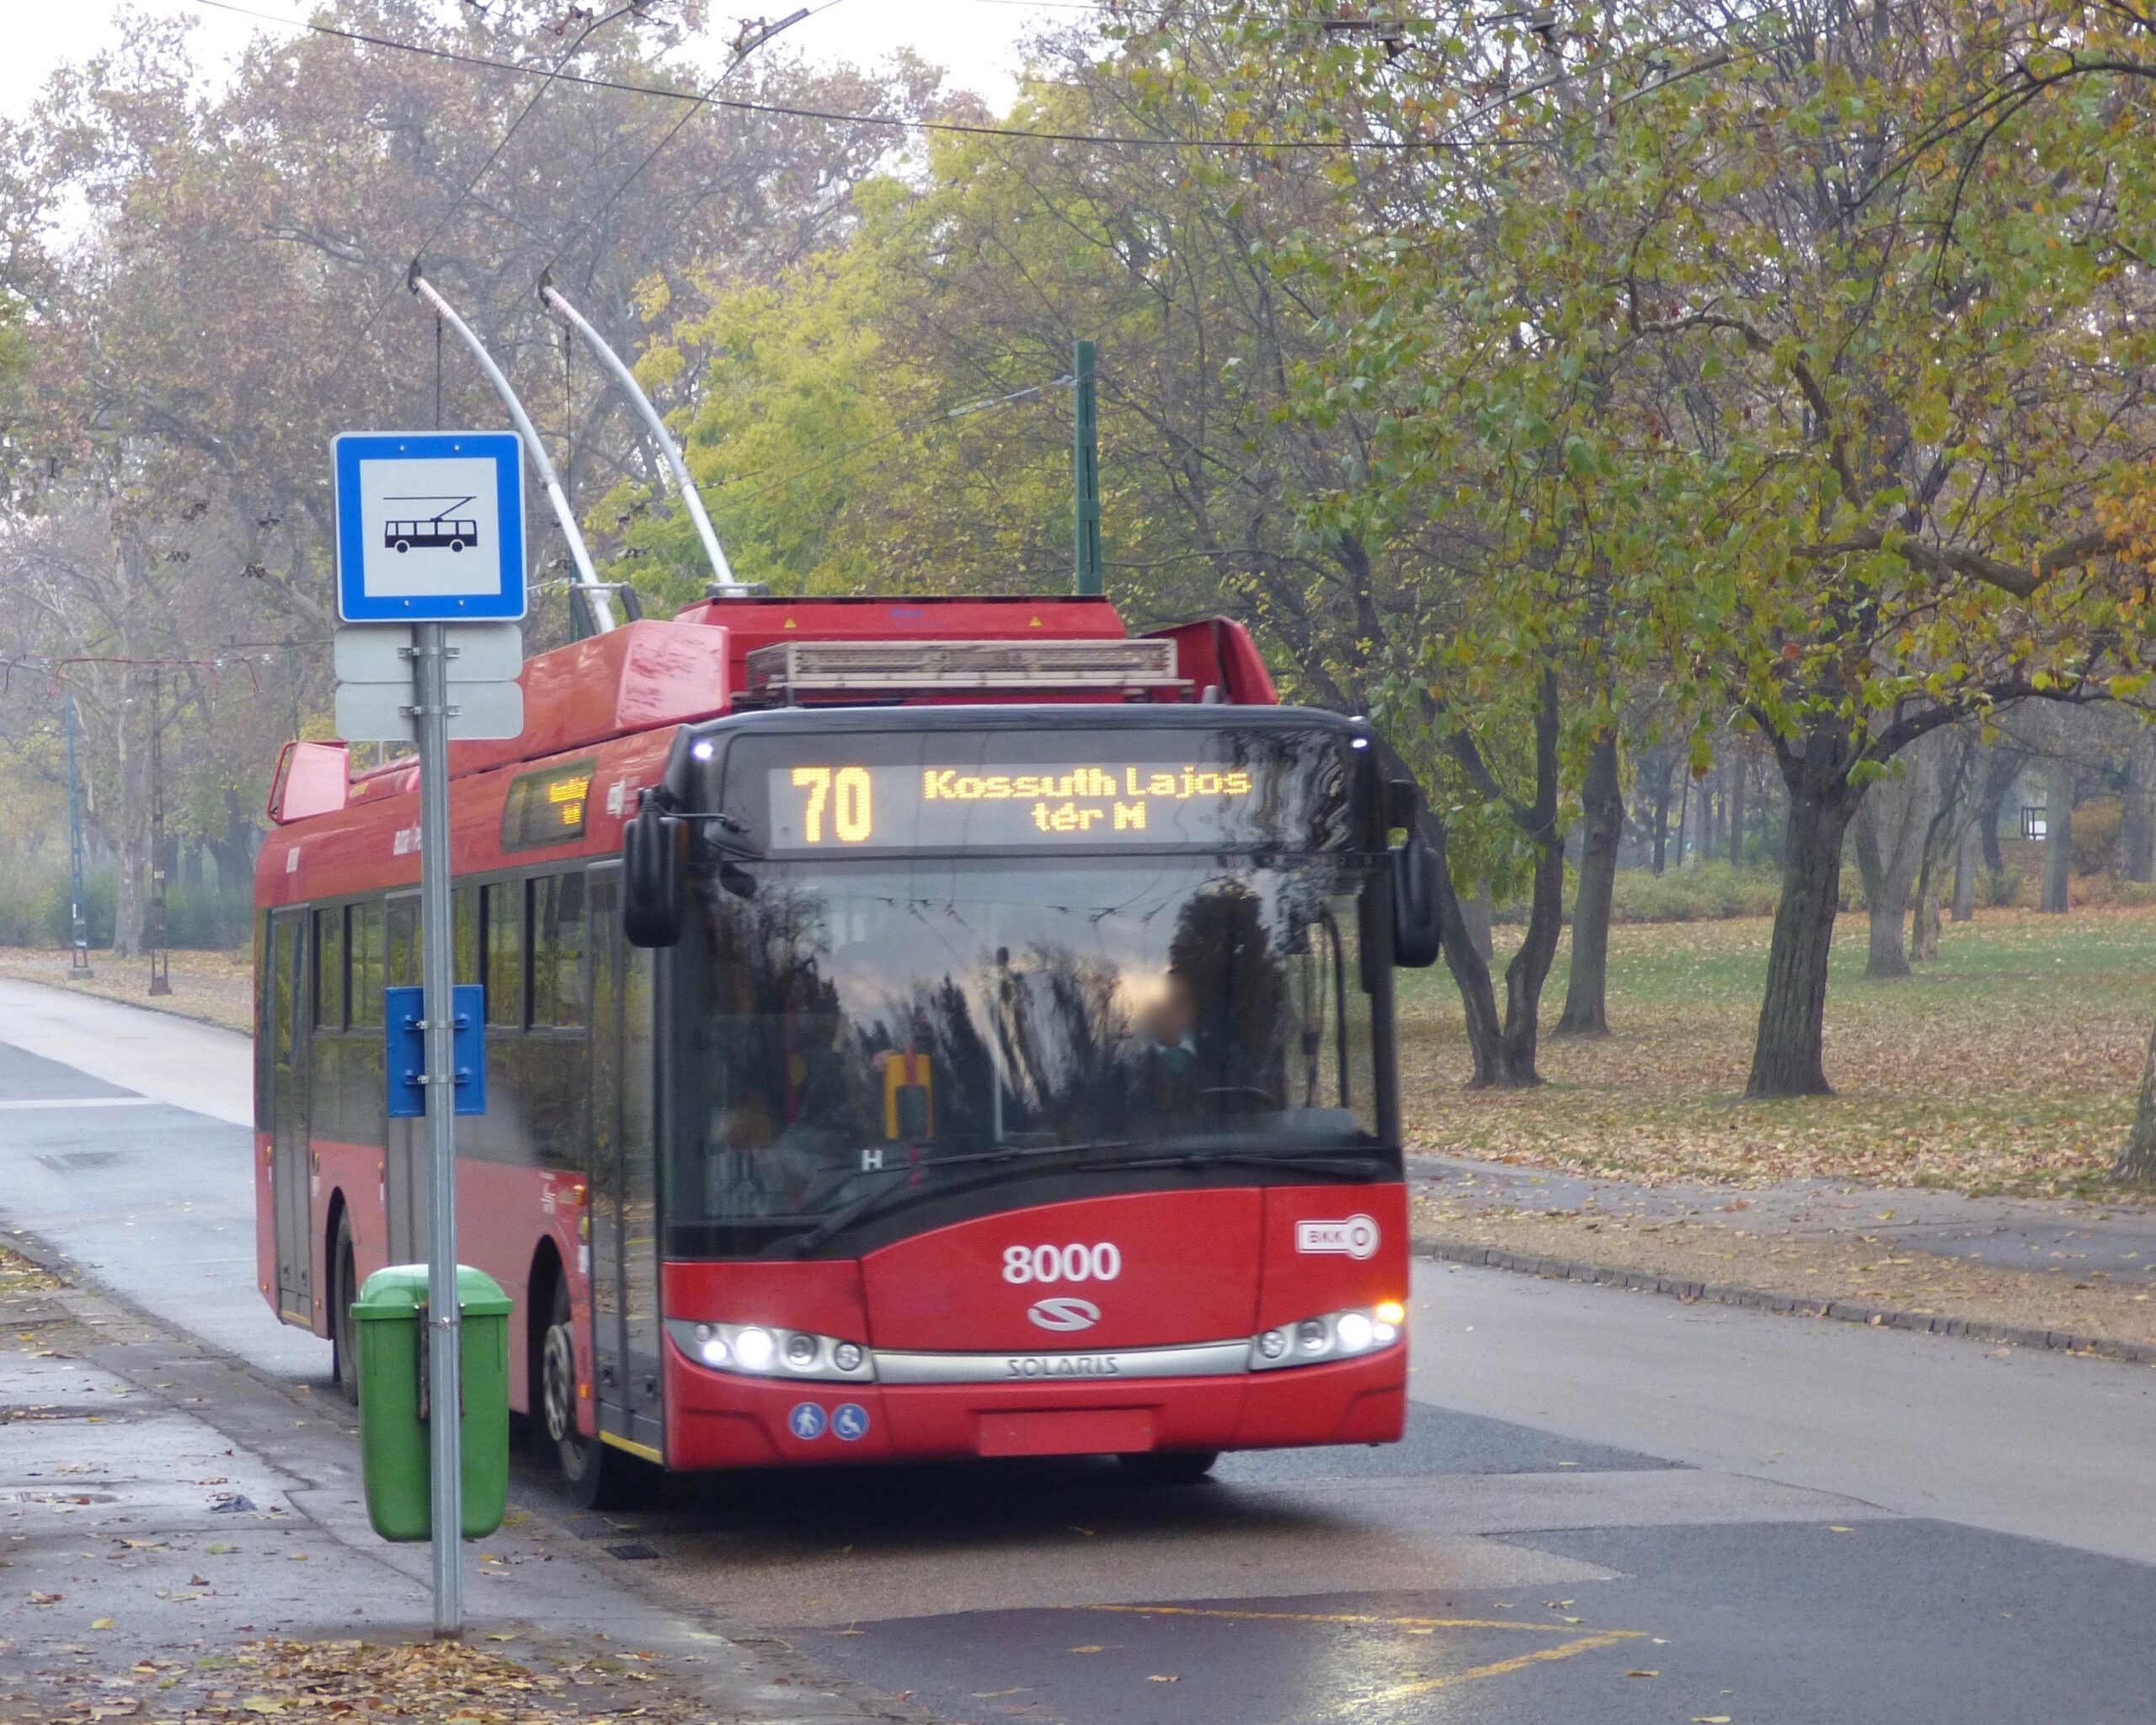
[255, 596, 1442, 1504]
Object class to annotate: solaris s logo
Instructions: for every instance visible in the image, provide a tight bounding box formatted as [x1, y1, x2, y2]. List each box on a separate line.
[1027, 1296, 1102, 1332]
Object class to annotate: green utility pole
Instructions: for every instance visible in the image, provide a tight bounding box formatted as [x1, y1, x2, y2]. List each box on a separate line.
[1072, 339, 1102, 595]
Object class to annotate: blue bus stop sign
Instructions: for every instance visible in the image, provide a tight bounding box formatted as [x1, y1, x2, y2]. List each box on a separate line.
[334, 432, 526, 622]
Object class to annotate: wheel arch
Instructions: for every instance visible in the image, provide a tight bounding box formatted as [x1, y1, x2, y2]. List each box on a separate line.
[523, 1236, 566, 1419]
[321, 1188, 350, 1339]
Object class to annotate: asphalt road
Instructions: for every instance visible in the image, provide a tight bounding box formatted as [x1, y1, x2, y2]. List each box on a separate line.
[2, 978, 2152, 1724]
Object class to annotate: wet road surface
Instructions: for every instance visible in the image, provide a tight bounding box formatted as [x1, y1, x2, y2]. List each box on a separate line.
[2, 978, 2152, 1723]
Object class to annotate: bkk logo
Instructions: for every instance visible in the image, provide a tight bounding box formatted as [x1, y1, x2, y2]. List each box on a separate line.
[1295, 1215, 1380, 1260]
[1027, 1296, 1102, 1332]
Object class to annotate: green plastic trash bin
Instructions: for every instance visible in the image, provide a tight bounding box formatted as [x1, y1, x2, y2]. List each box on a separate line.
[352, 1264, 512, 1542]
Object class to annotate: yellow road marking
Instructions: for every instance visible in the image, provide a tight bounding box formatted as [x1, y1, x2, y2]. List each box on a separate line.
[1074, 1604, 1631, 1637]
[1328, 1631, 1649, 1714]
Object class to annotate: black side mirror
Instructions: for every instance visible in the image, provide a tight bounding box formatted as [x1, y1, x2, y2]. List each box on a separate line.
[1391, 836, 1443, 968]
[622, 806, 686, 948]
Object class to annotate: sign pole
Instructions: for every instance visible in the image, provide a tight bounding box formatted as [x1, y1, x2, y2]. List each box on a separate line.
[413, 620, 464, 1637]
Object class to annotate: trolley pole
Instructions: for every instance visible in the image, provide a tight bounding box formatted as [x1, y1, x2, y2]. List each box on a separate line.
[1073, 339, 1102, 597]
[413, 622, 464, 1637]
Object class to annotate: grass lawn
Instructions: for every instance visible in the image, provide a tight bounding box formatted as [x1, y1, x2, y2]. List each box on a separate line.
[1397, 905, 2156, 1196]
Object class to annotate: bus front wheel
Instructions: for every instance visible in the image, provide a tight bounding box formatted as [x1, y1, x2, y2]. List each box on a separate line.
[539, 1280, 651, 1509]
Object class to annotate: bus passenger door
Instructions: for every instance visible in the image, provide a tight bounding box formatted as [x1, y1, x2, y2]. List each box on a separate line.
[584, 868, 631, 1447]
[586, 867, 664, 1459]
[266, 909, 312, 1323]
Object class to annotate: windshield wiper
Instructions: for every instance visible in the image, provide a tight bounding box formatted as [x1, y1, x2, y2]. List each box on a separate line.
[782, 1141, 1137, 1257]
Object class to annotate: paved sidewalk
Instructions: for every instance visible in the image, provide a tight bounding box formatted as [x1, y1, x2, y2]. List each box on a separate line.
[1409, 1153, 2156, 1284]
[0, 1250, 878, 1724]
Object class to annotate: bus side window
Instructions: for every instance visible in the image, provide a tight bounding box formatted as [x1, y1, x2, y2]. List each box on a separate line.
[532, 873, 585, 1029]
[485, 881, 526, 1028]
[453, 887, 480, 988]
[387, 899, 419, 991]
[350, 901, 385, 1028]
[314, 905, 347, 1030]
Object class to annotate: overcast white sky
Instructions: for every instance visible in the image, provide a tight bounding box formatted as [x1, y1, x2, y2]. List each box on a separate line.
[1, 0, 1087, 123]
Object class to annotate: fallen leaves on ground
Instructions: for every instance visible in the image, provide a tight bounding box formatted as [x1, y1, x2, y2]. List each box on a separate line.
[1414, 1200, 2156, 1349]
[24, 1637, 729, 1722]
[1401, 910, 2156, 1197]
[0, 1244, 63, 1294]
[0, 946, 255, 1036]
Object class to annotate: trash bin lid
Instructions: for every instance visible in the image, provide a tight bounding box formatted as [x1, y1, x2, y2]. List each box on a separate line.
[353, 1263, 514, 1320]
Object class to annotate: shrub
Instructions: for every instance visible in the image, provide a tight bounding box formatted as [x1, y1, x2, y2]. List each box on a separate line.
[2071, 797, 2122, 876]
[1609, 862, 1785, 923]
[1982, 864, 2025, 909]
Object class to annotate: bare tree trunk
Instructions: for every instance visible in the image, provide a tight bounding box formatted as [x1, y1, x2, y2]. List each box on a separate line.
[1911, 849, 1943, 962]
[2041, 768, 2074, 914]
[1647, 755, 1673, 875]
[1951, 822, 1977, 922]
[1728, 748, 1747, 868]
[2121, 1016, 2156, 1183]
[1556, 727, 1622, 1039]
[1420, 809, 1506, 1090]
[1748, 754, 1858, 1097]
[1851, 758, 1933, 980]
[2125, 736, 2156, 885]
[1491, 668, 1567, 1086]
[1675, 774, 1692, 871]
[1460, 885, 1494, 964]
[108, 687, 147, 960]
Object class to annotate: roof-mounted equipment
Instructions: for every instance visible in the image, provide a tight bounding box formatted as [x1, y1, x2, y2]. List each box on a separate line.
[744, 638, 1182, 701]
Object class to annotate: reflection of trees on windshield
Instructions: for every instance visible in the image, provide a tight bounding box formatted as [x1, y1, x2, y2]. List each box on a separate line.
[995, 942, 1123, 1139]
[1168, 881, 1285, 1097]
[673, 860, 1380, 1237]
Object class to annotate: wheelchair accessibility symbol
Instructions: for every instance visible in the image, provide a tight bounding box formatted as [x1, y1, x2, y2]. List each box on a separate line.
[832, 1402, 870, 1442]
[788, 1402, 828, 1440]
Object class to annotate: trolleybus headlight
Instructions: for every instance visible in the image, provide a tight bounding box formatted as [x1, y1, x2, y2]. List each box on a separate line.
[1251, 1307, 1406, 1370]
[1374, 1299, 1407, 1327]
[665, 1320, 877, 1381]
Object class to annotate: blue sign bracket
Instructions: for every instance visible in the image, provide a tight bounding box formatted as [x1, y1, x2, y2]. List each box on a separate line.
[385, 985, 488, 1119]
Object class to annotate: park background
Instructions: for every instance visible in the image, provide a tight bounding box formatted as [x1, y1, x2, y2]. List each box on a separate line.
[6, 0, 2156, 1211]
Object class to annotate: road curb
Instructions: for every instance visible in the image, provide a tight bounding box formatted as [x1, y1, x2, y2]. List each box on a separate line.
[1413, 1234, 2156, 1366]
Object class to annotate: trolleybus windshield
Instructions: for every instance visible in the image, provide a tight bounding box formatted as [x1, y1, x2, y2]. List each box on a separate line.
[668, 724, 1388, 1255]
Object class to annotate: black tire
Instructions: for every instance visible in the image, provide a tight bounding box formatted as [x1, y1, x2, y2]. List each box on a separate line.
[330, 1213, 360, 1407]
[538, 1279, 654, 1509]
[1118, 1450, 1219, 1487]
[392, 539, 409, 553]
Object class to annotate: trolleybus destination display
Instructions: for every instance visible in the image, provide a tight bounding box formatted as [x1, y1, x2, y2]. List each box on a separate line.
[768, 761, 1261, 847]
[726, 726, 1353, 852]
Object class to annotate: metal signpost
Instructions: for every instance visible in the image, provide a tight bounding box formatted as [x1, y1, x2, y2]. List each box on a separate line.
[333, 430, 526, 1637]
